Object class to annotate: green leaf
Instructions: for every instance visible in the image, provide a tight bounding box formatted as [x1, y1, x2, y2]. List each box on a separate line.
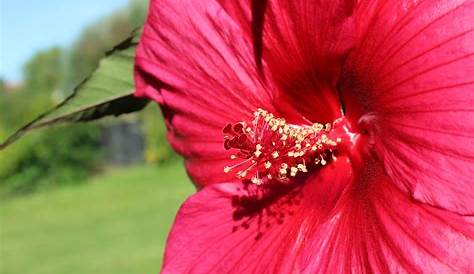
[0, 29, 149, 149]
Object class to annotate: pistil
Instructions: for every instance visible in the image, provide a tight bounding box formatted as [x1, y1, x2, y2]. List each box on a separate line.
[223, 109, 352, 185]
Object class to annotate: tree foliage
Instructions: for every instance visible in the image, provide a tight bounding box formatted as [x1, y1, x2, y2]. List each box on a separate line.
[0, 0, 156, 196]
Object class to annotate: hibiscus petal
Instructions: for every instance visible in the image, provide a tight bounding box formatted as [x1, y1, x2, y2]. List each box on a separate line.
[370, 181, 474, 273]
[218, 0, 358, 123]
[161, 157, 353, 273]
[314, 169, 474, 274]
[161, 158, 474, 273]
[134, 0, 277, 186]
[342, 0, 474, 214]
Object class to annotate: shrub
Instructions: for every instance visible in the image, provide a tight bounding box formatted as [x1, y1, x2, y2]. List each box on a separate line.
[0, 124, 102, 196]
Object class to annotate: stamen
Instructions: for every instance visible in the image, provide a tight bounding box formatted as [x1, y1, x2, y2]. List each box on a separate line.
[222, 109, 350, 186]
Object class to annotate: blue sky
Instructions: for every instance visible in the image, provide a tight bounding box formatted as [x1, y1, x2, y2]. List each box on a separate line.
[0, 0, 129, 83]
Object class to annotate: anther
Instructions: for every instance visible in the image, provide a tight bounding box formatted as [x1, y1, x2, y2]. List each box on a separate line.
[320, 158, 327, 166]
[290, 167, 298, 177]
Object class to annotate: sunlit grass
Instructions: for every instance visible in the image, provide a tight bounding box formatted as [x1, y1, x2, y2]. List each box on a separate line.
[0, 162, 194, 274]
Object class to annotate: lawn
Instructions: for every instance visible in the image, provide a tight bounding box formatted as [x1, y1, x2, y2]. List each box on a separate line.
[0, 162, 194, 274]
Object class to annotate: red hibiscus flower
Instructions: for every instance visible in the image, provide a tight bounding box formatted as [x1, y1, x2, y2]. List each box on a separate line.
[134, 0, 474, 273]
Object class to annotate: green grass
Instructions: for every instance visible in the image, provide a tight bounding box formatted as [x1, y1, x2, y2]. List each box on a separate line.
[0, 162, 194, 274]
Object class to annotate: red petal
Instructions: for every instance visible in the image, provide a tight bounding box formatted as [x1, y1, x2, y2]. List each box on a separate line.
[162, 158, 474, 273]
[162, 158, 352, 273]
[219, 0, 358, 123]
[134, 0, 277, 186]
[341, 0, 474, 214]
[370, 181, 474, 273]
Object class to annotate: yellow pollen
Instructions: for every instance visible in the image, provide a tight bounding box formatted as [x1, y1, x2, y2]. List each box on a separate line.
[320, 158, 327, 166]
[237, 170, 247, 178]
[264, 161, 272, 169]
[230, 155, 237, 160]
[251, 177, 263, 185]
[313, 123, 324, 132]
[254, 150, 262, 157]
[224, 166, 231, 173]
[272, 151, 279, 158]
[290, 166, 298, 176]
[297, 164, 307, 172]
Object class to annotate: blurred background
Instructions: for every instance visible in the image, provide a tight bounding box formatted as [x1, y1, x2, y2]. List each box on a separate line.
[0, 1, 193, 273]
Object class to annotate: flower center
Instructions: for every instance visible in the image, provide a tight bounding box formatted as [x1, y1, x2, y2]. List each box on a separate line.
[223, 109, 354, 185]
